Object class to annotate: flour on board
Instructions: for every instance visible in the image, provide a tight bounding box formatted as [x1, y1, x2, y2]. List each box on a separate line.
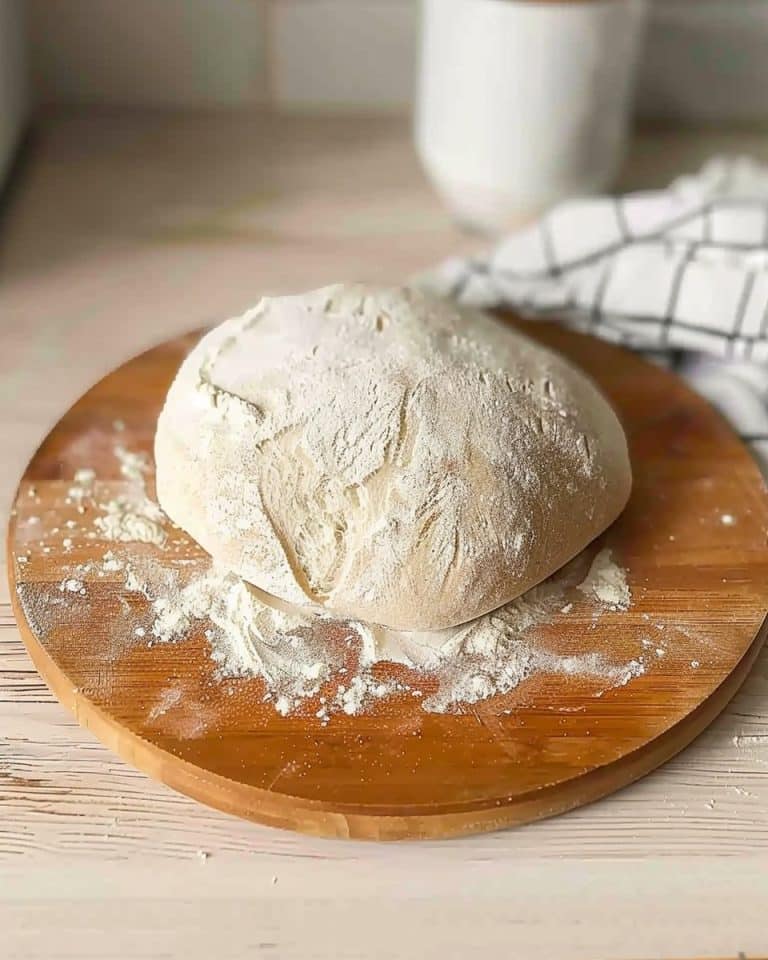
[121, 547, 636, 719]
[93, 447, 167, 546]
[577, 548, 631, 611]
[30, 447, 642, 719]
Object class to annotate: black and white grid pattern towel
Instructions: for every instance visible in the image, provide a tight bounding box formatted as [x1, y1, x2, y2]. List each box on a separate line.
[423, 158, 768, 474]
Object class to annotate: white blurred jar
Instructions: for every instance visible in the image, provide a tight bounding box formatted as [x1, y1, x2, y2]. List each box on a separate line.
[415, 0, 648, 232]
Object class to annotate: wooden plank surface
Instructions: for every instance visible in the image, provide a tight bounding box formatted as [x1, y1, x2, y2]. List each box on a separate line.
[2, 110, 768, 957]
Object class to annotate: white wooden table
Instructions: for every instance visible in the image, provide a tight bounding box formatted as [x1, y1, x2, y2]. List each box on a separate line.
[2, 110, 768, 960]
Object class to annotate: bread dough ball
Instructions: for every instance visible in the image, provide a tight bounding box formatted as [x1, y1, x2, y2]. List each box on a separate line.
[155, 284, 631, 630]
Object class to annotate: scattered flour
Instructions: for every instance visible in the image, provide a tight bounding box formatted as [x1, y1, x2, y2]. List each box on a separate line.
[577, 548, 631, 611]
[114, 446, 149, 483]
[95, 498, 166, 545]
[59, 577, 86, 596]
[74, 468, 96, 487]
[733, 733, 768, 747]
[730, 785, 758, 799]
[94, 447, 167, 546]
[29, 445, 644, 720]
[102, 551, 124, 572]
[148, 686, 183, 721]
[125, 566, 151, 596]
[130, 561, 351, 717]
[67, 468, 96, 510]
[122, 546, 636, 718]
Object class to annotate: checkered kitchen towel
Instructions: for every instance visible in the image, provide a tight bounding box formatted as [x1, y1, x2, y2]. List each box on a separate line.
[423, 158, 768, 474]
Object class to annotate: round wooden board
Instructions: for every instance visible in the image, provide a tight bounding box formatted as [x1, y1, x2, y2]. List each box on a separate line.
[7, 316, 768, 840]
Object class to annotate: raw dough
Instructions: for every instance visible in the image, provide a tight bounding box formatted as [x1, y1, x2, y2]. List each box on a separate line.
[155, 284, 631, 630]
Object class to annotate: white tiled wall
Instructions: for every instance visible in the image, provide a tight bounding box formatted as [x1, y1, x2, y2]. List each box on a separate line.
[23, 0, 768, 119]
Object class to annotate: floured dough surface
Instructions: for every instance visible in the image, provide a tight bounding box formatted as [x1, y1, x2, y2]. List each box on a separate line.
[155, 284, 631, 630]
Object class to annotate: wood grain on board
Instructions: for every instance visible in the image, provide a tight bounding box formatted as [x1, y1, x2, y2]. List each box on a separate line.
[6, 316, 768, 840]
